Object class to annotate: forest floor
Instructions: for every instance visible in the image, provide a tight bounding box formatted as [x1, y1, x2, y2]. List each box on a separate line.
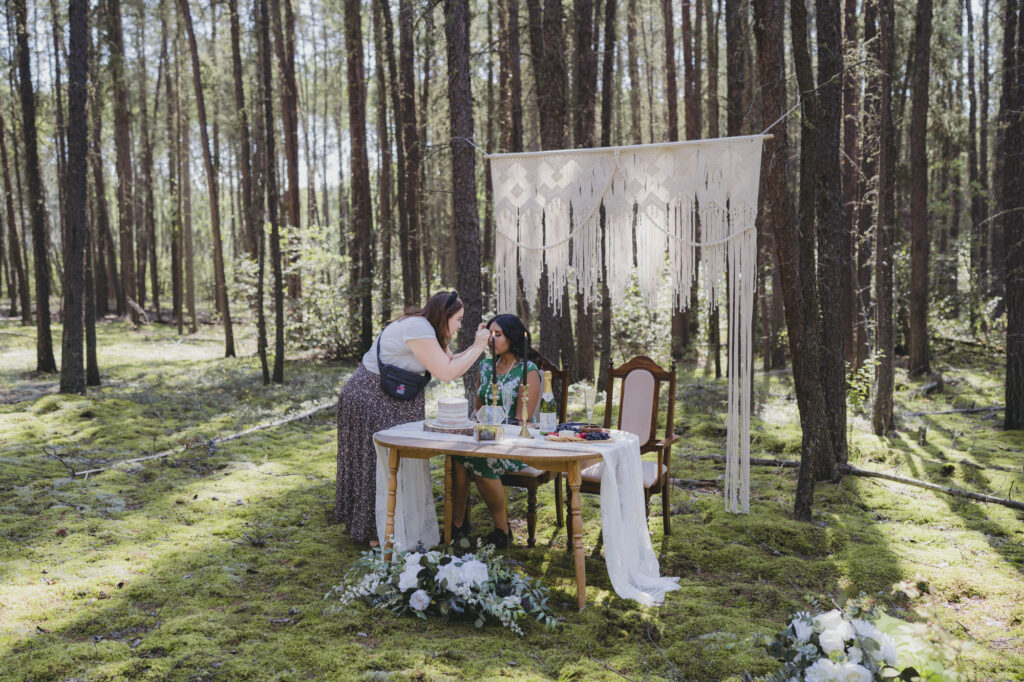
[1, 317, 1022, 681]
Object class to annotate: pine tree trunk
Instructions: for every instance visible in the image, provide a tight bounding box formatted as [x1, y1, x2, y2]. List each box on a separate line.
[815, 0, 848, 470]
[269, 0, 301, 300]
[253, 0, 272, 383]
[419, 9, 434, 296]
[573, 0, 598, 380]
[707, 0, 721, 377]
[135, 10, 159, 320]
[398, 0, 422, 307]
[60, 0, 88, 394]
[178, 15, 197, 334]
[1002, 0, 1023, 428]
[179, 0, 235, 357]
[228, 0, 257, 260]
[343, 0, 374, 354]
[444, 0, 484, 395]
[842, 0, 860, 367]
[14, 0, 57, 372]
[872, 0, 896, 435]
[908, 0, 933, 378]
[106, 0, 136, 320]
[161, 0, 182, 334]
[626, 0, 642, 145]
[373, 0, 394, 327]
[0, 96, 29, 323]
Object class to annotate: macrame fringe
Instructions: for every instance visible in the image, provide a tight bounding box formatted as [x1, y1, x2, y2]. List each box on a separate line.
[490, 137, 764, 513]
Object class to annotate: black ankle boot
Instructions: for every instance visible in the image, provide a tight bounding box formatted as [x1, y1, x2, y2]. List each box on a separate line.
[450, 522, 471, 543]
[484, 525, 511, 550]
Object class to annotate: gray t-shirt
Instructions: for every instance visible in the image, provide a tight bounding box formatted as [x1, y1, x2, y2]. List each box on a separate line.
[362, 316, 439, 375]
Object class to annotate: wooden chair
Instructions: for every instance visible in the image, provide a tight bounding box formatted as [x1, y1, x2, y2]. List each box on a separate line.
[564, 356, 678, 545]
[500, 352, 568, 546]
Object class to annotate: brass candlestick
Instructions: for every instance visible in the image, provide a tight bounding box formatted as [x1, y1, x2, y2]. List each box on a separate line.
[518, 381, 531, 437]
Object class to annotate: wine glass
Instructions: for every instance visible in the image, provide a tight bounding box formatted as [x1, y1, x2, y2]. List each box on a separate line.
[582, 383, 597, 426]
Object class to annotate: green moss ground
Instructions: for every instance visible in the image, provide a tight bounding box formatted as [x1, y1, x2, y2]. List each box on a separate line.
[1, 320, 1022, 680]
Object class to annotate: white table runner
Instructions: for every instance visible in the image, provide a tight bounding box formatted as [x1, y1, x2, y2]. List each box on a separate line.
[373, 421, 680, 606]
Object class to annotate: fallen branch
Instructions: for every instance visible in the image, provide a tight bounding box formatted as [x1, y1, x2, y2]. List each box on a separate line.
[838, 464, 1024, 511]
[903, 406, 1004, 416]
[73, 400, 336, 477]
[678, 453, 1024, 511]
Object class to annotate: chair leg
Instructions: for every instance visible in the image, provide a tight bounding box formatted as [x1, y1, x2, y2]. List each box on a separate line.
[662, 478, 671, 535]
[527, 485, 537, 547]
[554, 473, 564, 527]
[565, 477, 573, 551]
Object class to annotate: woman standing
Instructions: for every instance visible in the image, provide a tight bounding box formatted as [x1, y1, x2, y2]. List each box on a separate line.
[450, 314, 541, 548]
[336, 290, 490, 545]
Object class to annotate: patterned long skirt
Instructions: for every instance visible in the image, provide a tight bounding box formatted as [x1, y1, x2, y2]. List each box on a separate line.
[335, 364, 425, 542]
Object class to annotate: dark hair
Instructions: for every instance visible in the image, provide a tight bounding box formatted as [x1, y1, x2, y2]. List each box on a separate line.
[486, 313, 536, 362]
[398, 290, 463, 347]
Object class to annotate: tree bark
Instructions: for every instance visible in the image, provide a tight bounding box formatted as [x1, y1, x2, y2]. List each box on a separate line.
[105, 0, 136, 319]
[228, 0, 257, 259]
[398, 0, 422, 307]
[373, 0, 394, 327]
[573, 0, 598, 380]
[1003, 0, 1024, 429]
[178, 0, 235, 357]
[0, 93, 29, 323]
[269, 0, 301, 300]
[161, 0, 182, 335]
[343, 0, 374, 354]
[258, 0, 284, 382]
[815, 0, 848, 470]
[60, 0, 88, 394]
[597, 0, 616, 391]
[626, 0, 642, 144]
[908, 0, 933, 378]
[444, 0, 484, 398]
[842, 0, 860, 366]
[872, 0, 896, 435]
[14, 0, 57, 372]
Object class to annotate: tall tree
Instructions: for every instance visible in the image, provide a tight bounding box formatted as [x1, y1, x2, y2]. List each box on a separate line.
[815, 0, 848, 468]
[664, 0, 689, 359]
[87, 24, 119, 318]
[14, 0, 57, 372]
[228, 0, 256, 258]
[178, 0, 236, 357]
[707, 0, 722, 377]
[626, 0, 642, 144]
[161, 0, 182, 334]
[1003, 0, 1023, 428]
[343, 0, 374, 353]
[754, 0, 831, 520]
[61, 0, 89, 394]
[872, 0, 896, 435]
[597, 0, 616, 390]
[526, 0, 570, 368]
[105, 0, 135, 318]
[398, 0, 422, 307]
[444, 0, 484, 392]
[257, 0, 277, 383]
[842, 0, 861, 365]
[269, 0, 301, 299]
[0, 93, 29, 323]
[373, 0, 394, 326]
[907, 0, 934, 377]
[573, 0, 598, 380]
[134, 6, 158, 318]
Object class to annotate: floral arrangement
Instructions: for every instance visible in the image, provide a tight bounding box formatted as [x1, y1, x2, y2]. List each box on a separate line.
[325, 542, 558, 636]
[762, 584, 969, 682]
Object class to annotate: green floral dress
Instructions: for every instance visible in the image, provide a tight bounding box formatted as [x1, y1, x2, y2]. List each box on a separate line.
[454, 359, 539, 479]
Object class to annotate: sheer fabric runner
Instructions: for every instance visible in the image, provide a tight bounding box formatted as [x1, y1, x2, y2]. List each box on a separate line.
[489, 135, 766, 513]
[373, 421, 680, 606]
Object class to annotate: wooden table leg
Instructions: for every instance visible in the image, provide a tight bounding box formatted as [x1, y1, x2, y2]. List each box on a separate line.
[383, 448, 400, 562]
[443, 455, 453, 545]
[568, 462, 586, 610]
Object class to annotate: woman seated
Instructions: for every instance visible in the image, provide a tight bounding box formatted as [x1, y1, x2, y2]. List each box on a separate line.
[450, 314, 540, 549]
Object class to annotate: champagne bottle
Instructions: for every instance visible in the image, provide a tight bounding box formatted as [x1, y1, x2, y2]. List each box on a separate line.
[538, 370, 557, 434]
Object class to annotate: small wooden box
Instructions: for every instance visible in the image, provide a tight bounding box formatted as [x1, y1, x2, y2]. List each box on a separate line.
[423, 421, 475, 437]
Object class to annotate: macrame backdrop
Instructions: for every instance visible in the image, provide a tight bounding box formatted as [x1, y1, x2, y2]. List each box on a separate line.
[488, 134, 766, 513]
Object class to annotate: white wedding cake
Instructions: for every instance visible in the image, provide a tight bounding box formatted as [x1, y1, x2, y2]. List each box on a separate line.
[436, 398, 470, 426]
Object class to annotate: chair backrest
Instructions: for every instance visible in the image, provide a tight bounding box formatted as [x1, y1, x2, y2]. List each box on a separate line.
[532, 352, 569, 424]
[603, 356, 676, 453]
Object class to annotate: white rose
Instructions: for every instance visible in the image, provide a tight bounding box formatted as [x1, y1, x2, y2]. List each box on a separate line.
[818, 628, 848, 655]
[804, 658, 838, 682]
[835, 662, 872, 682]
[459, 560, 490, 588]
[851, 618, 881, 642]
[409, 589, 430, 611]
[877, 632, 899, 666]
[792, 616, 814, 643]
[815, 609, 845, 632]
[846, 646, 862, 664]
[398, 563, 422, 591]
[434, 562, 460, 588]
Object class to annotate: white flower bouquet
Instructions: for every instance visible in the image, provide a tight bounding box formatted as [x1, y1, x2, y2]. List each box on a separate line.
[325, 543, 558, 635]
[761, 597, 902, 681]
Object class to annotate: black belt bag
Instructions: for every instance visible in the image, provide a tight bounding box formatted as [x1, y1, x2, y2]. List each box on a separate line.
[376, 332, 431, 401]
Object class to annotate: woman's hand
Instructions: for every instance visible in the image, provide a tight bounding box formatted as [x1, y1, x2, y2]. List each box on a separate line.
[473, 323, 491, 349]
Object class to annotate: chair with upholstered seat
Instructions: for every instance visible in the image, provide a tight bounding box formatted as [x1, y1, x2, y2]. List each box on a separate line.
[564, 355, 678, 544]
[499, 352, 568, 546]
